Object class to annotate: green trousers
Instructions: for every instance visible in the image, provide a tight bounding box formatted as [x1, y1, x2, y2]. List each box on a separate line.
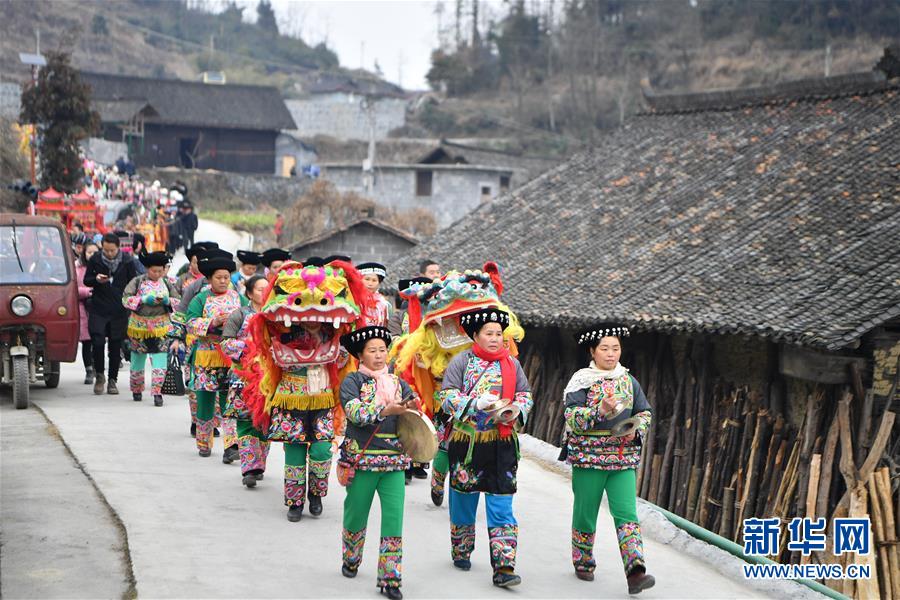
[236, 419, 267, 441]
[342, 470, 405, 589]
[195, 389, 228, 421]
[571, 467, 645, 576]
[343, 469, 405, 536]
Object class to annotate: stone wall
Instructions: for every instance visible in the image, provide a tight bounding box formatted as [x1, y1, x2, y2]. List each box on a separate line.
[143, 167, 313, 210]
[322, 164, 510, 229]
[82, 138, 128, 165]
[284, 93, 407, 141]
[290, 222, 417, 265]
[0, 81, 20, 119]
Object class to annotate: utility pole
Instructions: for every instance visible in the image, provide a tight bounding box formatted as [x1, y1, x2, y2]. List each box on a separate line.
[362, 97, 377, 196]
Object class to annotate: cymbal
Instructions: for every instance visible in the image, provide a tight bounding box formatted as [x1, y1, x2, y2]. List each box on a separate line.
[609, 416, 641, 438]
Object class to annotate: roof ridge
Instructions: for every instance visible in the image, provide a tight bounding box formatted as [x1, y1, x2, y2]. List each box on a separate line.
[642, 70, 898, 115]
[440, 139, 559, 161]
[80, 70, 282, 92]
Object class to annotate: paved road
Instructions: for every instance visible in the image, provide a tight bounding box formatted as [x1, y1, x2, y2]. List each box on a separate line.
[1, 362, 802, 599]
[0, 399, 132, 598]
[169, 218, 253, 272]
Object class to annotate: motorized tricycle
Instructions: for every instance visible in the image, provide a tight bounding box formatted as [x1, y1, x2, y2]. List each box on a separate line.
[0, 214, 79, 408]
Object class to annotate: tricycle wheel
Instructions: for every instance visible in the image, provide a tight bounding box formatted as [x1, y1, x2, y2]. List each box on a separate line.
[44, 361, 60, 388]
[13, 355, 30, 409]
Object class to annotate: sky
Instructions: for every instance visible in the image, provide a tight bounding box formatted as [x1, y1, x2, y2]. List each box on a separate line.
[239, 0, 445, 91]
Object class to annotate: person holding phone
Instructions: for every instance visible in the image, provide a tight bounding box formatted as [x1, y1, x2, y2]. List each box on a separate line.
[84, 232, 139, 396]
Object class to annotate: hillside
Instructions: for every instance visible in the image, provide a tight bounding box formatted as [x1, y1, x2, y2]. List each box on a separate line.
[413, 0, 898, 149]
[0, 0, 373, 96]
[1, 0, 896, 159]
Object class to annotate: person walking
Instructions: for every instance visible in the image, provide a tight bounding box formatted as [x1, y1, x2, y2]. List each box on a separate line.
[77, 241, 99, 385]
[84, 233, 139, 395]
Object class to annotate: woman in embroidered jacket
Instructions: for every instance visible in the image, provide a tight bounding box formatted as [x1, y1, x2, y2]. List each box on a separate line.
[221, 275, 270, 481]
[122, 251, 180, 406]
[339, 326, 417, 600]
[562, 323, 655, 595]
[357, 262, 393, 327]
[440, 307, 533, 588]
[186, 253, 247, 457]
[171, 241, 220, 437]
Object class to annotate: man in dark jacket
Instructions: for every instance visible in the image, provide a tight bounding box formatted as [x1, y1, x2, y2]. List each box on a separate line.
[84, 232, 139, 395]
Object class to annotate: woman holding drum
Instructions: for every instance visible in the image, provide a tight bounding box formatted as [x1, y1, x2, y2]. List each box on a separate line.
[561, 323, 655, 595]
[338, 325, 424, 600]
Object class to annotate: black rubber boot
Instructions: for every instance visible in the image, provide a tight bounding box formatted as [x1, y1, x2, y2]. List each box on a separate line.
[492, 570, 521, 587]
[222, 445, 239, 464]
[132, 392, 142, 402]
[84, 367, 94, 385]
[380, 586, 402, 599]
[341, 565, 357, 578]
[153, 395, 164, 407]
[287, 505, 303, 522]
[308, 494, 323, 516]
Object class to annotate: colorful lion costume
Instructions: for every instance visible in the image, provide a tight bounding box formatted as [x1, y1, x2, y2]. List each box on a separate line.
[239, 260, 372, 517]
[389, 262, 523, 505]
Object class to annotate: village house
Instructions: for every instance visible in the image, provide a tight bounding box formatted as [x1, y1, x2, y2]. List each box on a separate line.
[82, 72, 296, 174]
[387, 59, 900, 592]
[318, 139, 558, 229]
[289, 216, 418, 265]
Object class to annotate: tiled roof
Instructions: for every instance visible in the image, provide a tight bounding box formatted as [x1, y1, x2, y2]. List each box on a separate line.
[290, 217, 419, 251]
[387, 74, 900, 350]
[82, 71, 296, 131]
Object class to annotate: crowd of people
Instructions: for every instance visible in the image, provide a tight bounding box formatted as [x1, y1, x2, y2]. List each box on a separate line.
[82, 158, 199, 256]
[71, 240, 656, 599]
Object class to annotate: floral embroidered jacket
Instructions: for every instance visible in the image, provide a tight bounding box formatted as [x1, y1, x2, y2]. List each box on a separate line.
[563, 372, 652, 470]
[339, 371, 418, 472]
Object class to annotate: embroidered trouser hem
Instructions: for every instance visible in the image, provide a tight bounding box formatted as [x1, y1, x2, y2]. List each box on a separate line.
[307, 441, 332, 498]
[449, 488, 517, 571]
[431, 448, 448, 497]
[237, 420, 269, 475]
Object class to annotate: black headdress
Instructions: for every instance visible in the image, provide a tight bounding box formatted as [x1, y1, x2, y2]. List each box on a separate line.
[341, 326, 393, 358]
[575, 323, 631, 349]
[459, 307, 510, 338]
[357, 262, 387, 281]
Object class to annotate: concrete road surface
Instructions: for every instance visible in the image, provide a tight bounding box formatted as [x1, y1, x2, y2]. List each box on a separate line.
[1, 362, 809, 599]
[169, 218, 253, 272]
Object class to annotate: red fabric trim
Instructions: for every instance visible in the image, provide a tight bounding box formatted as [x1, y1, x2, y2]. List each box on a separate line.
[471, 342, 515, 437]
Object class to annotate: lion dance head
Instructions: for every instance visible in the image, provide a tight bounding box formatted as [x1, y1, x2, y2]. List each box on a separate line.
[391, 261, 523, 416]
[240, 260, 373, 432]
